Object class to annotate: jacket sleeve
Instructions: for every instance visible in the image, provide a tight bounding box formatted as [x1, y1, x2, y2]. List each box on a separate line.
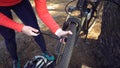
[35, 0, 60, 33]
[0, 13, 24, 32]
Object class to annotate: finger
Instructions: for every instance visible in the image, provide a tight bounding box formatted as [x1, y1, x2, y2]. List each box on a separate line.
[60, 38, 66, 44]
[67, 31, 73, 35]
[30, 27, 39, 32]
[31, 27, 40, 34]
[63, 31, 72, 36]
[30, 32, 39, 36]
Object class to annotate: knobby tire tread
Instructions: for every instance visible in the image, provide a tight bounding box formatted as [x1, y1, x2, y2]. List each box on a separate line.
[55, 23, 77, 68]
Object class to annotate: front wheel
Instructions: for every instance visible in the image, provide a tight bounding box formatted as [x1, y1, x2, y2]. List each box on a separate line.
[55, 22, 78, 68]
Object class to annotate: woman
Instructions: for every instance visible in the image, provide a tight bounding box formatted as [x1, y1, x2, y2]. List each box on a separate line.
[0, 0, 72, 68]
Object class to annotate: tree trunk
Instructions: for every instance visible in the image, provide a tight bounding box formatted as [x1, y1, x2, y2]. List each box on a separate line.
[95, 0, 120, 68]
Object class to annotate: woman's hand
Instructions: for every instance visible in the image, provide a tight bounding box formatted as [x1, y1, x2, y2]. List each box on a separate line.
[22, 25, 40, 36]
[55, 28, 72, 37]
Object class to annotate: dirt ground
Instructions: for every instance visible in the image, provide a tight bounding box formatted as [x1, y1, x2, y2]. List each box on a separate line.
[0, 0, 101, 68]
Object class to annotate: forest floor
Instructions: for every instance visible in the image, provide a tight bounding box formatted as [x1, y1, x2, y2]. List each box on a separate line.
[0, 0, 101, 68]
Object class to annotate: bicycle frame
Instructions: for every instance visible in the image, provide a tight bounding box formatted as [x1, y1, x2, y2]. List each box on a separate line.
[63, 0, 103, 36]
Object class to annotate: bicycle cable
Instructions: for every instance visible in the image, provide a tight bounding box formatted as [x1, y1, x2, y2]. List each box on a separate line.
[65, 0, 76, 14]
[41, 32, 60, 40]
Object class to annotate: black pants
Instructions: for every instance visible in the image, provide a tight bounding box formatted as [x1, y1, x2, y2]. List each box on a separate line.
[0, 0, 47, 60]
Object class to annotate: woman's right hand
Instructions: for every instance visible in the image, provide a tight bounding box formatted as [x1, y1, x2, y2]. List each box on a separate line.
[22, 25, 40, 36]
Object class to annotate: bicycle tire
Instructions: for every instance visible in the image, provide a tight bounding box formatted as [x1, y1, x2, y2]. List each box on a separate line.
[55, 22, 77, 68]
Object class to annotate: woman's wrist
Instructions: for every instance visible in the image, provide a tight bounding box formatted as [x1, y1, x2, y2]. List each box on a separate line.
[55, 28, 62, 37]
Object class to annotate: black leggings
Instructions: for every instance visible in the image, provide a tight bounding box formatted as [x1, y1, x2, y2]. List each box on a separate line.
[0, 0, 47, 60]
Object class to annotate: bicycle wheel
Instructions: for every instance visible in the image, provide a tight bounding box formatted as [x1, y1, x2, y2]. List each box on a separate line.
[55, 22, 78, 68]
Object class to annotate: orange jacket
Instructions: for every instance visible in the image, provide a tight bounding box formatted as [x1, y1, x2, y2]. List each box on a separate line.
[0, 0, 60, 33]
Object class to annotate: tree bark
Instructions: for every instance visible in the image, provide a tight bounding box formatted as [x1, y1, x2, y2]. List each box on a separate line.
[95, 0, 120, 68]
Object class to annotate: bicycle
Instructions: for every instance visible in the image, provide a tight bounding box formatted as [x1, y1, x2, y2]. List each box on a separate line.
[54, 0, 104, 68]
[38, 0, 120, 68]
